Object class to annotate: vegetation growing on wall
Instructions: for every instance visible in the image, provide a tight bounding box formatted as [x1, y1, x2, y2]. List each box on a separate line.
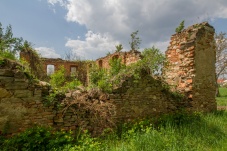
[88, 46, 165, 92]
[175, 20, 185, 33]
[129, 30, 141, 51]
[19, 41, 44, 78]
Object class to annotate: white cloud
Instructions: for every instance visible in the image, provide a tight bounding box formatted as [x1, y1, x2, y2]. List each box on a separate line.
[152, 41, 170, 53]
[48, 0, 227, 59]
[64, 0, 227, 41]
[47, 0, 66, 6]
[65, 31, 119, 60]
[35, 47, 61, 58]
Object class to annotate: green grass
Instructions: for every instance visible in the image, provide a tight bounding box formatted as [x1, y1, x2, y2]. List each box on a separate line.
[59, 112, 227, 151]
[1, 111, 227, 151]
[96, 111, 227, 151]
[216, 87, 227, 106]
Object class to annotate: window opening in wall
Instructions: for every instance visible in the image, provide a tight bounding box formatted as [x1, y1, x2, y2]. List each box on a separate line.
[98, 60, 103, 68]
[70, 66, 77, 76]
[47, 65, 55, 75]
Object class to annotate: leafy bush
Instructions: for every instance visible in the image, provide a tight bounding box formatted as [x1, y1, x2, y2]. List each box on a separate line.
[88, 46, 165, 92]
[88, 64, 112, 92]
[49, 65, 66, 88]
[1, 126, 74, 151]
[0, 50, 16, 60]
[63, 130, 101, 151]
[140, 46, 165, 76]
[64, 79, 82, 90]
[109, 57, 126, 76]
[44, 90, 65, 107]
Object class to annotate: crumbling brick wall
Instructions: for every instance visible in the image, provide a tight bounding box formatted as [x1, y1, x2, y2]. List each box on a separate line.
[0, 59, 53, 134]
[95, 50, 141, 69]
[19, 52, 89, 85]
[41, 58, 88, 85]
[163, 22, 216, 112]
[1, 22, 217, 136]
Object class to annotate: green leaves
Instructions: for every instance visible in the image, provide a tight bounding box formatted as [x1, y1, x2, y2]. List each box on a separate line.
[140, 46, 165, 76]
[115, 44, 123, 52]
[50, 66, 66, 88]
[129, 30, 141, 50]
[0, 23, 23, 57]
[175, 20, 185, 33]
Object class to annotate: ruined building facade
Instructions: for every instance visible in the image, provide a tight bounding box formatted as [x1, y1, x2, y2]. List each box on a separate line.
[95, 50, 141, 69]
[0, 22, 217, 135]
[163, 22, 217, 112]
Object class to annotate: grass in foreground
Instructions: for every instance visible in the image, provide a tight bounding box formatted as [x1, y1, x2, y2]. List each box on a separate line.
[1, 111, 227, 151]
[96, 111, 227, 151]
[216, 87, 227, 106]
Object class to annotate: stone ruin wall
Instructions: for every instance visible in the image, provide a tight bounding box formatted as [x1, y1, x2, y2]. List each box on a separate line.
[0, 22, 217, 135]
[95, 50, 141, 69]
[0, 60, 53, 134]
[0, 63, 180, 136]
[163, 22, 216, 112]
[19, 52, 88, 84]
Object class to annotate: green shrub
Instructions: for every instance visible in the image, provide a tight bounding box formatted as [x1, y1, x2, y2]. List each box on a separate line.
[0, 50, 16, 60]
[64, 130, 101, 151]
[64, 78, 82, 90]
[88, 64, 112, 92]
[1, 126, 74, 151]
[49, 66, 66, 88]
[109, 57, 126, 76]
[44, 90, 65, 107]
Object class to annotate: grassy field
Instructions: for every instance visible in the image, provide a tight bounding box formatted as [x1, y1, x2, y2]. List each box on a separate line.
[62, 111, 227, 151]
[216, 87, 227, 106]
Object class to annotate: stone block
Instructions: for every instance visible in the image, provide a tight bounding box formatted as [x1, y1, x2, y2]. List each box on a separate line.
[1, 97, 22, 103]
[0, 76, 14, 83]
[14, 90, 33, 98]
[0, 69, 14, 77]
[5, 82, 28, 90]
[0, 88, 13, 98]
[14, 71, 26, 79]
[54, 118, 64, 123]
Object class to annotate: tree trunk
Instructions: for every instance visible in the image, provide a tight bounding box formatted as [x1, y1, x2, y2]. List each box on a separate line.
[216, 86, 220, 97]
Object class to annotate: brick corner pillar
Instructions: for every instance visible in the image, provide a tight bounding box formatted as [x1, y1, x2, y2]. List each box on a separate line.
[163, 22, 216, 112]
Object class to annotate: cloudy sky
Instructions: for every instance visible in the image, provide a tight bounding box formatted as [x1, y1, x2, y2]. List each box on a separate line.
[0, 0, 227, 60]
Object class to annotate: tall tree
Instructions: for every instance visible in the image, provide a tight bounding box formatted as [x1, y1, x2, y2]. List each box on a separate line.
[175, 20, 185, 33]
[129, 30, 141, 51]
[215, 32, 227, 96]
[115, 44, 123, 52]
[0, 22, 23, 56]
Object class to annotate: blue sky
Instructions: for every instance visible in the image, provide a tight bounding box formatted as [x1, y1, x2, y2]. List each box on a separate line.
[0, 0, 227, 60]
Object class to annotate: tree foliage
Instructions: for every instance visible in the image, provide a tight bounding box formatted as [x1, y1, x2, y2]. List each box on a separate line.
[19, 40, 44, 78]
[109, 58, 126, 76]
[49, 66, 66, 88]
[175, 20, 185, 33]
[140, 46, 165, 75]
[88, 46, 165, 92]
[129, 30, 141, 51]
[115, 44, 123, 52]
[0, 22, 23, 59]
